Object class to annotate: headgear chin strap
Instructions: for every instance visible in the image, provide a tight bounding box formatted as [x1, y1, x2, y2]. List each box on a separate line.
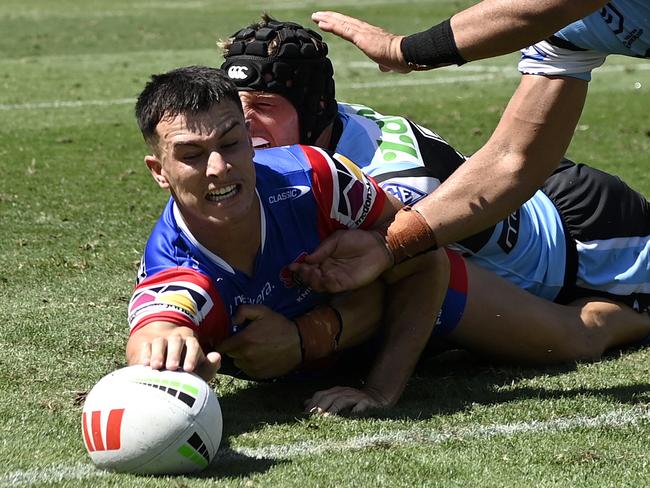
[221, 19, 337, 145]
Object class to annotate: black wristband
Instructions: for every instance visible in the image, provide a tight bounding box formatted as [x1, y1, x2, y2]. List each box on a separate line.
[401, 18, 466, 70]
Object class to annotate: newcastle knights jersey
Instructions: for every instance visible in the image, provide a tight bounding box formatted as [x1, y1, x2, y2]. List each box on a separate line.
[128, 145, 386, 350]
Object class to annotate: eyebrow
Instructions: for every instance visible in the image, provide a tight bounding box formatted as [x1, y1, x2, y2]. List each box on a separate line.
[171, 120, 241, 148]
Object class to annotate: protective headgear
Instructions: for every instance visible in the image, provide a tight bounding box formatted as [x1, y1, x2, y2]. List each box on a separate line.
[221, 19, 337, 144]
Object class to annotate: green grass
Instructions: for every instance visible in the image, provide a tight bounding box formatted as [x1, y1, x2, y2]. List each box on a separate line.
[1, 1, 649, 487]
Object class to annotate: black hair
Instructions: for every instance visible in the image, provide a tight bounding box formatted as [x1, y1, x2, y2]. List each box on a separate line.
[135, 65, 243, 144]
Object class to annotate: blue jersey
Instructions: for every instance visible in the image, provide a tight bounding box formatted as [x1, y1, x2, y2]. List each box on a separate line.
[336, 102, 568, 301]
[520, 0, 650, 80]
[128, 145, 386, 347]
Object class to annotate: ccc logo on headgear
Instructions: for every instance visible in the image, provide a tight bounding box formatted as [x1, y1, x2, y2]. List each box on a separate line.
[227, 65, 249, 80]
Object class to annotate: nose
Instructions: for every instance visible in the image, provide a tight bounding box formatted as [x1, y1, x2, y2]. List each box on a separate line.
[206, 150, 230, 178]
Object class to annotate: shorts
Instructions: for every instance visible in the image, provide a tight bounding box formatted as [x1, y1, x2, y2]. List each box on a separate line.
[541, 159, 650, 313]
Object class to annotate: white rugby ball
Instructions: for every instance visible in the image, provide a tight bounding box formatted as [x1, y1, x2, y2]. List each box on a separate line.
[81, 365, 222, 474]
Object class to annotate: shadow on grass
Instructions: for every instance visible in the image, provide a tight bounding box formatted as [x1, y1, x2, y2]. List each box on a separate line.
[216, 344, 650, 432]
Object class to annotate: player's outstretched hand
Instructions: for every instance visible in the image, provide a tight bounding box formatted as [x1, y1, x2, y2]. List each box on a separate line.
[137, 331, 221, 382]
[311, 11, 410, 73]
[305, 386, 390, 415]
[289, 229, 393, 293]
[218, 304, 302, 379]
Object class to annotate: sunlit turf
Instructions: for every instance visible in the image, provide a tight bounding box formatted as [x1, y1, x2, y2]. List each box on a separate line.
[1, 1, 649, 487]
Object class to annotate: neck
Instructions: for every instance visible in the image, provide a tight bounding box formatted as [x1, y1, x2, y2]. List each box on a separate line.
[313, 123, 334, 150]
[177, 199, 262, 276]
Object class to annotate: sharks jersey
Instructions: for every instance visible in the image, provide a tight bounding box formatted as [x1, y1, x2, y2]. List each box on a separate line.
[128, 145, 386, 348]
[519, 0, 650, 80]
[335, 102, 568, 301]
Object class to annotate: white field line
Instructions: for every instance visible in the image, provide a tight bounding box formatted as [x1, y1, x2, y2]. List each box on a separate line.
[1, 61, 647, 113]
[0, 0, 460, 19]
[1, 407, 649, 487]
[222, 406, 650, 460]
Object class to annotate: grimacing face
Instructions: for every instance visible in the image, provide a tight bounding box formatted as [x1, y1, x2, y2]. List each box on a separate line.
[145, 99, 257, 230]
[238, 91, 300, 148]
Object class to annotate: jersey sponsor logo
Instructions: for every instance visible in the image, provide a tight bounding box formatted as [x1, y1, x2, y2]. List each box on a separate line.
[232, 281, 274, 314]
[600, 3, 624, 35]
[268, 185, 311, 204]
[82, 408, 125, 452]
[129, 281, 213, 328]
[227, 65, 249, 80]
[381, 182, 428, 206]
[331, 153, 377, 227]
[497, 209, 520, 254]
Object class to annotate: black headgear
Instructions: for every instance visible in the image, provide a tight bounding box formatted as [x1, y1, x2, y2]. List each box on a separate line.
[221, 19, 337, 144]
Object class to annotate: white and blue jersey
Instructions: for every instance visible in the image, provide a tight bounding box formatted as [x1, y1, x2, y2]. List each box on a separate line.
[519, 1, 650, 80]
[334, 102, 650, 307]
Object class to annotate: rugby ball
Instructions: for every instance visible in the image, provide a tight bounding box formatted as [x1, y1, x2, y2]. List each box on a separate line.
[81, 365, 222, 474]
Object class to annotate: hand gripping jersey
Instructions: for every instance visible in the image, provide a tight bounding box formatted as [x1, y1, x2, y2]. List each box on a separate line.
[128, 145, 470, 377]
[334, 102, 650, 306]
[519, 0, 650, 80]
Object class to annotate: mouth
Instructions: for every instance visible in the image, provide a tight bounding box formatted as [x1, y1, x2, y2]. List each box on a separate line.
[206, 184, 240, 202]
[252, 136, 271, 149]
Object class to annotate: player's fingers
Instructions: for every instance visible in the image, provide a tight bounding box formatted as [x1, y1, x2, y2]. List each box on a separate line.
[289, 264, 326, 292]
[196, 351, 221, 381]
[165, 334, 184, 371]
[232, 304, 268, 324]
[149, 336, 168, 370]
[302, 233, 341, 264]
[181, 336, 202, 372]
[351, 399, 374, 414]
[217, 330, 249, 355]
[304, 386, 347, 412]
[138, 340, 152, 366]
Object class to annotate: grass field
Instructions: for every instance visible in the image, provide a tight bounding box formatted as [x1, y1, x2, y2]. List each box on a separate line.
[1, 1, 649, 486]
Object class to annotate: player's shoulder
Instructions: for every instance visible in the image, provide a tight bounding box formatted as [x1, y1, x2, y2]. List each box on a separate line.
[253, 144, 342, 176]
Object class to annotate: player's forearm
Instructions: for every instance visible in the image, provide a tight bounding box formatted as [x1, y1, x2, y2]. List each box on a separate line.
[330, 280, 384, 349]
[414, 75, 588, 247]
[451, 0, 608, 61]
[363, 250, 450, 406]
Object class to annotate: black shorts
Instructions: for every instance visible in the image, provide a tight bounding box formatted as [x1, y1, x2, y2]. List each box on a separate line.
[541, 158, 650, 313]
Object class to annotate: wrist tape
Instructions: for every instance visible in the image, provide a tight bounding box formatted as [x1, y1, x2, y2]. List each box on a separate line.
[294, 305, 343, 363]
[376, 206, 439, 264]
[401, 18, 466, 70]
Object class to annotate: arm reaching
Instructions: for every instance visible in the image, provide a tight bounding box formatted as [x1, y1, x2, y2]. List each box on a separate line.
[313, 1, 607, 71]
[414, 75, 588, 246]
[305, 249, 450, 414]
[126, 322, 221, 381]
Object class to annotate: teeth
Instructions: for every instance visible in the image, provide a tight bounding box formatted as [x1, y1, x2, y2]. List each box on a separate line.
[252, 137, 270, 149]
[206, 184, 238, 202]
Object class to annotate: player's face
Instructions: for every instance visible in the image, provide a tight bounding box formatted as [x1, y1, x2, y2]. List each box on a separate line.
[239, 91, 300, 148]
[147, 100, 257, 228]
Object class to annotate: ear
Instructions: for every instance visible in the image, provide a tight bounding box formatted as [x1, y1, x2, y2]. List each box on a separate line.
[145, 155, 169, 189]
